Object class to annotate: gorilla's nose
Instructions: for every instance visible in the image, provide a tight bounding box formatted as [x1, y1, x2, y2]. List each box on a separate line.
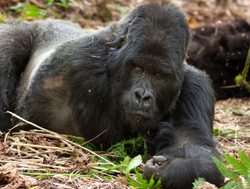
[133, 88, 153, 109]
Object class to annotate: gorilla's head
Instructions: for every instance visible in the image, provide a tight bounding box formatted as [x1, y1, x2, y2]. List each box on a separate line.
[108, 3, 189, 128]
[120, 55, 184, 127]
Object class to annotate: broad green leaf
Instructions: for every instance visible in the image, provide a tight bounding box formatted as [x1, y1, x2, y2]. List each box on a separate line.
[127, 169, 161, 189]
[135, 169, 148, 185]
[247, 173, 250, 188]
[225, 154, 248, 177]
[221, 181, 242, 189]
[118, 156, 131, 173]
[125, 155, 142, 174]
[212, 157, 238, 179]
[238, 150, 250, 169]
[154, 179, 162, 188]
[128, 176, 140, 187]
[148, 176, 155, 187]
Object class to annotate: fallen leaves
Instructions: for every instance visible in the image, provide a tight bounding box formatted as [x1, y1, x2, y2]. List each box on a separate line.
[0, 163, 38, 189]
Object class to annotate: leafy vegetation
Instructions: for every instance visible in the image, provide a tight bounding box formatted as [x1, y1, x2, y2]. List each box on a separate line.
[213, 128, 236, 137]
[193, 151, 250, 189]
[89, 154, 162, 188]
[118, 155, 162, 189]
[235, 46, 250, 92]
[69, 134, 160, 188]
[127, 169, 161, 189]
[8, 0, 68, 20]
[12, 3, 47, 19]
[192, 178, 207, 189]
[213, 150, 250, 189]
[107, 135, 148, 159]
[47, 0, 69, 9]
[92, 137, 161, 188]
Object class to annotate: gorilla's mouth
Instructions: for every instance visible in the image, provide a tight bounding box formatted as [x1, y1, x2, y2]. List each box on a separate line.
[133, 110, 150, 119]
[133, 115, 149, 123]
[127, 109, 153, 123]
[121, 92, 156, 124]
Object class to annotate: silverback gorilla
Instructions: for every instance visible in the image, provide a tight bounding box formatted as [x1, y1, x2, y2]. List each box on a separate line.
[0, 2, 224, 189]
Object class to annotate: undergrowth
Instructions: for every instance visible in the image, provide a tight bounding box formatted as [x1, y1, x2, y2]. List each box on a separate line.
[107, 135, 148, 159]
[213, 150, 250, 189]
[70, 134, 161, 188]
[193, 150, 250, 189]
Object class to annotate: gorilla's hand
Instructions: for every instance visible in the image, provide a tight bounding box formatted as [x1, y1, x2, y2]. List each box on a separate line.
[143, 155, 173, 181]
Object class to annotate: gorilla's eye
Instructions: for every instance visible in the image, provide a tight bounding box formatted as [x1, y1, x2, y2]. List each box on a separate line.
[155, 73, 162, 79]
[134, 66, 143, 73]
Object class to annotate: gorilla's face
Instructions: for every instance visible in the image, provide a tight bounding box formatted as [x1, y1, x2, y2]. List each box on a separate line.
[121, 56, 183, 126]
[121, 66, 157, 124]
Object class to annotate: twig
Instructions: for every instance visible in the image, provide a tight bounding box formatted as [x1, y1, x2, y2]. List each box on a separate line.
[6, 111, 116, 166]
[235, 46, 250, 92]
[11, 142, 72, 151]
[242, 46, 250, 81]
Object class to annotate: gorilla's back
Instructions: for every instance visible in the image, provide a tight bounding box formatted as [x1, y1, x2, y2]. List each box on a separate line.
[30, 20, 85, 49]
[15, 20, 88, 134]
[16, 20, 82, 95]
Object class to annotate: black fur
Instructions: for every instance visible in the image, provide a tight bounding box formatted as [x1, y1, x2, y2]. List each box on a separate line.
[187, 20, 250, 99]
[0, 3, 224, 189]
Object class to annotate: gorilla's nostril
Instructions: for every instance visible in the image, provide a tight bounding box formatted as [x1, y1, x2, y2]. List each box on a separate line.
[133, 88, 154, 108]
[134, 88, 144, 103]
[142, 92, 153, 109]
[143, 95, 152, 102]
[143, 89, 153, 101]
[135, 90, 142, 100]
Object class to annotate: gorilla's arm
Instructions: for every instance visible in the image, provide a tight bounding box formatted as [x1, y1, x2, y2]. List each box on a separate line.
[145, 64, 224, 189]
[0, 20, 89, 132]
[0, 23, 32, 131]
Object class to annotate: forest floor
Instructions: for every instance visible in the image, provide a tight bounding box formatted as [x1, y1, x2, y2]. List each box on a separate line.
[0, 0, 249, 188]
[0, 98, 249, 189]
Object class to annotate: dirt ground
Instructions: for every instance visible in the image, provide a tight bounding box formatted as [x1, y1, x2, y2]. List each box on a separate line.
[214, 98, 250, 155]
[0, 99, 249, 189]
[0, 0, 249, 188]
[0, 0, 250, 27]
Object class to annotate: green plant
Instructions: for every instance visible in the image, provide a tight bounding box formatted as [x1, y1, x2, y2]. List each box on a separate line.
[0, 11, 6, 23]
[88, 154, 162, 188]
[68, 135, 157, 188]
[107, 135, 147, 159]
[213, 150, 250, 189]
[114, 3, 129, 16]
[11, 3, 47, 19]
[47, 0, 69, 9]
[79, 134, 159, 188]
[235, 46, 250, 92]
[192, 178, 206, 189]
[127, 169, 161, 189]
[121, 155, 162, 189]
[10, 0, 70, 20]
[213, 128, 236, 137]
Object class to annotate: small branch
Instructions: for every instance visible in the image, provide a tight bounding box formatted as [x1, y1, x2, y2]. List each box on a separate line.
[242, 80, 250, 92]
[235, 46, 250, 92]
[6, 111, 116, 166]
[242, 46, 250, 81]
